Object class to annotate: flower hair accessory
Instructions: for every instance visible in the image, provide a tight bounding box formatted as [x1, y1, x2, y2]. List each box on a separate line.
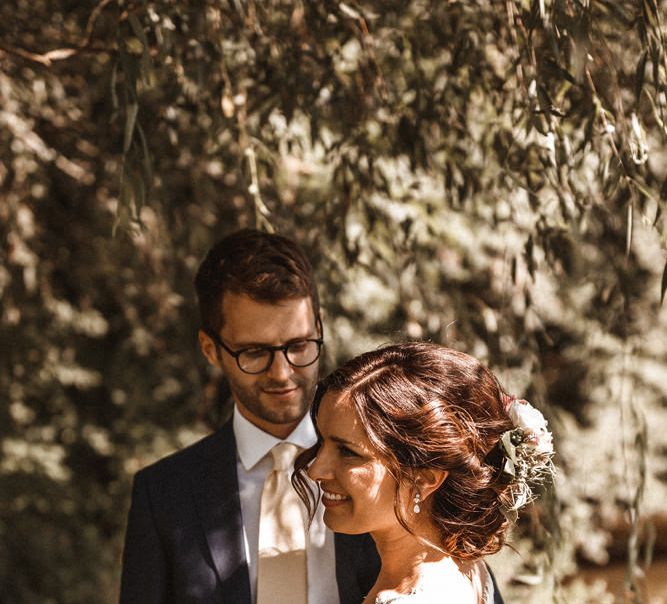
[496, 395, 555, 522]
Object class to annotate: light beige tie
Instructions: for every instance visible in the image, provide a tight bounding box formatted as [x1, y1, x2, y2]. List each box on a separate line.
[256, 442, 307, 604]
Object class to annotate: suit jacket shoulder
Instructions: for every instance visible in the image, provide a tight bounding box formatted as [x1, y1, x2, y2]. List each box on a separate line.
[135, 422, 234, 482]
[121, 420, 381, 604]
[120, 421, 251, 604]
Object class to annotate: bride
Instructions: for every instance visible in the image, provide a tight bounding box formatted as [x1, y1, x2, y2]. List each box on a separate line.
[294, 342, 553, 604]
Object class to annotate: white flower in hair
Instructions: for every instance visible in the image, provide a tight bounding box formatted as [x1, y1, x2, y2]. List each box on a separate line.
[497, 395, 555, 521]
[508, 400, 547, 432]
[507, 399, 553, 455]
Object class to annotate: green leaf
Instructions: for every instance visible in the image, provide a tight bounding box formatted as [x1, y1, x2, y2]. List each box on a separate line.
[634, 51, 647, 108]
[643, 0, 660, 28]
[544, 58, 577, 85]
[524, 235, 535, 278]
[503, 507, 518, 523]
[537, 83, 553, 119]
[653, 203, 662, 228]
[136, 123, 153, 194]
[123, 103, 139, 154]
[110, 61, 119, 111]
[113, 177, 132, 236]
[128, 14, 147, 50]
[128, 170, 145, 219]
[128, 14, 153, 86]
[627, 201, 634, 257]
[503, 459, 515, 478]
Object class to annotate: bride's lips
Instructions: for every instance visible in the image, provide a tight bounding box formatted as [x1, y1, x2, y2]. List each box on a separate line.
[321, 489, 351, 508]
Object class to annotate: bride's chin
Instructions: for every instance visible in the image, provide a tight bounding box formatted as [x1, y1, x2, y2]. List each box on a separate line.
[322, 514, 346, 532]
[322, 512, 341, 529]
[322, 516, 368, 535]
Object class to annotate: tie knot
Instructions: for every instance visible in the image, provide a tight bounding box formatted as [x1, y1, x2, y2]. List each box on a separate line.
[270, 442, 299, 472]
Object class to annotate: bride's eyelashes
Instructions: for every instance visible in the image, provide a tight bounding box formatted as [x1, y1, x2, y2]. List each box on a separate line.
[338, 444, 361, 458]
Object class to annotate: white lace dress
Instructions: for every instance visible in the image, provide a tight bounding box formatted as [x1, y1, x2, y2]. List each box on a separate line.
[374, 561, 495, 604]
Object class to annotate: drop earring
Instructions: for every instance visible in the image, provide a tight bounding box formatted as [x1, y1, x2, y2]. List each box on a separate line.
[413, 491, 421, 514]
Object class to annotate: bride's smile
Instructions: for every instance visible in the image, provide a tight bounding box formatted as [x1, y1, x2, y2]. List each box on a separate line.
[293, 342, 553, 604]
[307, 391, 404, 536]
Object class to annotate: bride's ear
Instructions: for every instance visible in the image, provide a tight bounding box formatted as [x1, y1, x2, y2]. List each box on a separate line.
[416, 468, 448, 501]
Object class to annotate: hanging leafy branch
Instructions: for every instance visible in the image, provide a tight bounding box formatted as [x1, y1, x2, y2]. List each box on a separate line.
[2, 1, 667, 603]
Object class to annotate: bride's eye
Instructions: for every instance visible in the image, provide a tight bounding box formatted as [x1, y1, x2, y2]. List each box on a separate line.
[339, 445, 359, 458]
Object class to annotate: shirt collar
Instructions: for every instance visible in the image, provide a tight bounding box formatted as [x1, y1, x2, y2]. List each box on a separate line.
[233, 405, 317, 471]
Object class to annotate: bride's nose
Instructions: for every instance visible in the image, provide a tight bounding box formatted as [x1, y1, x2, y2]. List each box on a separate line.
[307, 444, 334, 482]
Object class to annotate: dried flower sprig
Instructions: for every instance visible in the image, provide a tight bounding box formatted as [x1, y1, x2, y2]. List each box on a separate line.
[498, 397, 555, 522]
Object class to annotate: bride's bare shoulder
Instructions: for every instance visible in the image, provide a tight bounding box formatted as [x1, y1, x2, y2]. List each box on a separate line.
[443, 570, 478, 603]
[418, 558, 478, 603]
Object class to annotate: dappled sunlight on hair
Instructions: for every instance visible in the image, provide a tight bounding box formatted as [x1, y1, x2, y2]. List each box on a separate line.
[294, 341, 519, 561]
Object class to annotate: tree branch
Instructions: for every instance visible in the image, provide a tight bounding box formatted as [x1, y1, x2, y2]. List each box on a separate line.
[0, 0, 116, 66]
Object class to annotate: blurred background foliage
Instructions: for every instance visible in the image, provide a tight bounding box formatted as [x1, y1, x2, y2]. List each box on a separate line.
[1, 0, 667, 602]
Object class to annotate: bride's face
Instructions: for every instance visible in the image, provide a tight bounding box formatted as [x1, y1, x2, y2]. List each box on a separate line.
[307, 391, 404, 536]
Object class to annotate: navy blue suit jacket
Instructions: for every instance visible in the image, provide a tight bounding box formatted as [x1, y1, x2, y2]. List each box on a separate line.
[119, 421, 379, 604]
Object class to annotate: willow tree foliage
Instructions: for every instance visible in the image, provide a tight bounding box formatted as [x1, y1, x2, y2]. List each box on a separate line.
[2, 1, 667, 602]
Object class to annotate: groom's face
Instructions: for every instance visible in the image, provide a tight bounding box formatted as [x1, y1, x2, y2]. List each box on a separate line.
[199, 292, 320, 440]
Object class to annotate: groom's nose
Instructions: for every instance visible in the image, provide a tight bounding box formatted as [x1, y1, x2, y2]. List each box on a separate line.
[265, 348, 294, 382]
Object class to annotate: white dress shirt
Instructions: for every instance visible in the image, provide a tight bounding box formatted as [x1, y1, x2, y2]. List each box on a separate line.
[233, 406, 338, 604]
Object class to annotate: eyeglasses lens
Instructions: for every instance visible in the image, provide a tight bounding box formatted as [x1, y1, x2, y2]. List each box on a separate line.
[237, 340, 321, 374]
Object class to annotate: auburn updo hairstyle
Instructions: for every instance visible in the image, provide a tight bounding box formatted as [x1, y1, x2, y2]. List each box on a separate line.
[293, 341, 515, 561]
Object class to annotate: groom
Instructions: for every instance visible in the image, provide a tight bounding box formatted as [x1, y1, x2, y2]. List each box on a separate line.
[119, 229, 379, 603]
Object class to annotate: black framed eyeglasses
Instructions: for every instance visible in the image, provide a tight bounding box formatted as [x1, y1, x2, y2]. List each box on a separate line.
[206, 331, 324, 375]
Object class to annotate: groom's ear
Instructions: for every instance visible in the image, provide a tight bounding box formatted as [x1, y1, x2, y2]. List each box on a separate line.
[416, 468, 448, 501]
[199, 329, 221, 368]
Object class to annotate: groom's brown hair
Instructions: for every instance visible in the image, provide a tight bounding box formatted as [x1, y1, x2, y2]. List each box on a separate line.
[195, 228, 320, 335]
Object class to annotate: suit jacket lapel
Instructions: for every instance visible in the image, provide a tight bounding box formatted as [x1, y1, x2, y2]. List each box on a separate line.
[190, 422, 251, 604]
